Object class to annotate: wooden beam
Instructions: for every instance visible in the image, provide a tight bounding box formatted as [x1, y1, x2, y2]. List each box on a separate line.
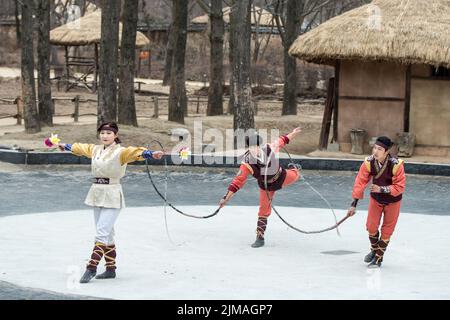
[412, 76, 450, 81]
[332, 61, 340, 143]
[340, 96, 405, 102]
[93, 44, 98, 92]
[319, 77, 335, 150]
[404, 64, 412, 132]
[64, 46, 69, 92]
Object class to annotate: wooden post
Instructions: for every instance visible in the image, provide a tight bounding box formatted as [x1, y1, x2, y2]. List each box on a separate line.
[152, 96, 159, 118]
[404, 64, 412, 132]
[148, 50, 151, 78]
[64, 45, 69, 91]
[15, 96, 23, 125]
[137, 49, 142, 78]
[319, 78, 335, 150]
[196, 96, 200, 114]
[51, 98, 55, 115]
[332, 61, 341, 143]
[73, 95, 80, 122]
[93, 44, 98, 92]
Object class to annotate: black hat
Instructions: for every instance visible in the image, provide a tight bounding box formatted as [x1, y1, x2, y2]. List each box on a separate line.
[245, 134, 263, 147]
[375, 136, 393, 150]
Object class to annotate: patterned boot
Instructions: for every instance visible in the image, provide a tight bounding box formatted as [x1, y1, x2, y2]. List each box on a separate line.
[96, 244, 117, 279]
[364, 232, 380, 263]
[251, 217, 267, 248]
[368, 239, 390, 268]
[80, 242, 105, 283]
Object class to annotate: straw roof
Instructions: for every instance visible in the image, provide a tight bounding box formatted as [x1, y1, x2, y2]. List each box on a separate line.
[192, 5, 276, 26]
[50, 10, 150, 48]
[289, 0, 450, 68]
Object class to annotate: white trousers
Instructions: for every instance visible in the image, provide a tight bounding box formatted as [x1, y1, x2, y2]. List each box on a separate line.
[93, 207, 120, 246]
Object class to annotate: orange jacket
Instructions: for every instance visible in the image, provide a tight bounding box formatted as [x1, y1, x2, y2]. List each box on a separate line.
[352, 157, 406, 200]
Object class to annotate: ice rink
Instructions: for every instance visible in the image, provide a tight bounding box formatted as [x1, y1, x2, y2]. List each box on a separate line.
[1, 205, 449, 299]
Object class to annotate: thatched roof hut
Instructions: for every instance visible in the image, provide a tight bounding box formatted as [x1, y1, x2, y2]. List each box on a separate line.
[50, 10, 150, 48]
[191, 5, 276, 27]
[289, 0, 450, 68]
[289, 0, 450, 157]
[50, 10, 150, 93]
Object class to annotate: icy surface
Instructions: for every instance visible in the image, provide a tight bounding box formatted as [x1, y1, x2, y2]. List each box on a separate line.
[1, 206, 449, 299]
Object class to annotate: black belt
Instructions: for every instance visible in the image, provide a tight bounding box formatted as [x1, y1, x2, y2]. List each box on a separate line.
[93, 177, 110, 184]
[266, 168, 282, 184]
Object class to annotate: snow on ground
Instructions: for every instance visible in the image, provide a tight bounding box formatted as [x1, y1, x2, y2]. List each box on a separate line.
[0, 206, 449, 300]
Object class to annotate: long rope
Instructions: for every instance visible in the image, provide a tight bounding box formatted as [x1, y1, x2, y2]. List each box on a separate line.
[262, 145, 350, 235]
[146, 140, 349, 234]
[145, 140, 221, 219]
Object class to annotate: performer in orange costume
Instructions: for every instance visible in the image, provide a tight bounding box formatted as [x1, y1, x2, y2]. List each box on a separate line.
[219, 128, 302, 248]
[347, 136, 406, 268]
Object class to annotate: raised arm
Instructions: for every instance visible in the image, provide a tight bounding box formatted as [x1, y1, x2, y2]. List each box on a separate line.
[270, 127, 302, 153]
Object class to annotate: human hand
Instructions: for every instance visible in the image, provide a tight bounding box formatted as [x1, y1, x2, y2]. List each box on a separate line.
[370, 184, 381, 193]
[347, 206, 356, 216]
[152, 151, 164, 159]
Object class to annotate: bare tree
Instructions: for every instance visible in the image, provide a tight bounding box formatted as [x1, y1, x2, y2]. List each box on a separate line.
[168, 0, 188, 124]
[14, 0, 21, 43]
[163, 0, 198, 86]
[207, 0, 224, 116]
[118, 0, 139, 127]
[230, 0, 254, 131]
[273, 0, 334, 116]
[36, 0, 53, 127]
[162, 3, 176, 86]
[98, 0, 121, 125]
[20, 0, 41, 133]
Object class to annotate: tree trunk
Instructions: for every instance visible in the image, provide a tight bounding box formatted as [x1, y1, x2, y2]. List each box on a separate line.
[37, 0, 53, 127]
[20, 1, 40, 134]
[118, 0, 138, 127]
[163, 4, 176, 86]
[230, 0, 254, 132]
[168, 0, 187, 124]
[98, 0, 121, 126]
[207, 0, 224, 116]
[282, 46, 297, 115]
[282, 0, 302, 115]
[14, 0, 21, 43]
[227, 14, 235, 115]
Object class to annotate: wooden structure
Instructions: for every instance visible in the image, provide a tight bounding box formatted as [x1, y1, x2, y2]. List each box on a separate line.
[50, 10, 150, 92]
[289, 0, 450, 156]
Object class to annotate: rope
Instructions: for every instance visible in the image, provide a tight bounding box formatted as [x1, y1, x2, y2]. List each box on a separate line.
[262, 145, 350, 235]
[145, 140, 221, 220]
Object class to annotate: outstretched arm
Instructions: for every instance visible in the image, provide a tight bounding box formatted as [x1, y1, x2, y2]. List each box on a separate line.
[58, 143, 95, 158]
[120, 146, 164, 165]
[219, 163, 252, 208]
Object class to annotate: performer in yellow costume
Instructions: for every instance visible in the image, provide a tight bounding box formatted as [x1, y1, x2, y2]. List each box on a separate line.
[58, 122, 164, 283]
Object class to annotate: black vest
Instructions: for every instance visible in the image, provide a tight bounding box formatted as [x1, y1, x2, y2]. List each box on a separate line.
[369, 155, 403, 205]
[244, 145, 287, 191]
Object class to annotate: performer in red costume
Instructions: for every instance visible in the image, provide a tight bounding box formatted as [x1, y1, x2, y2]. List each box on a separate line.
[347, 136, 406, 268]
[219, 127, 302, 248]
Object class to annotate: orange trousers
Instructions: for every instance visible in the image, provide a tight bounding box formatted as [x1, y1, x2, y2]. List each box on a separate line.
[366, 197, 402, 239]
[258, 169, 300, 217]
